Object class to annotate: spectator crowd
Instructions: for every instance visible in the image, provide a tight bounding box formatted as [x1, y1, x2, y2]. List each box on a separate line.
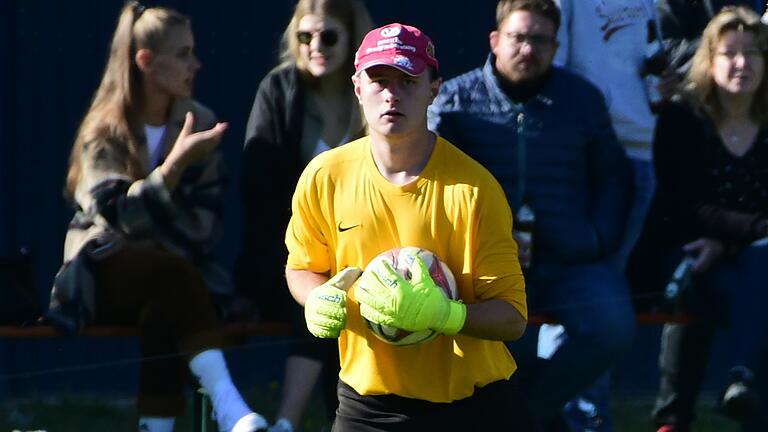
[39, 0, 768, 431]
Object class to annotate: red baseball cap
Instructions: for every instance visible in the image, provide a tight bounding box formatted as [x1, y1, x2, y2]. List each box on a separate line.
[354, 23, 439, 76]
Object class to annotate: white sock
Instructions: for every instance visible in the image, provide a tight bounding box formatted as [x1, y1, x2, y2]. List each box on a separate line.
[138, 417, 175, 432]
[189, 349, 253, 431]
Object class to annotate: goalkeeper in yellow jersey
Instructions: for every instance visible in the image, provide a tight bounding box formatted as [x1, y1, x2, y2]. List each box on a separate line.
[284, 22, 531, 431]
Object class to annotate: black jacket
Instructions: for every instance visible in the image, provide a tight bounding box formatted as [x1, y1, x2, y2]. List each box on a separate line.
[235, 64, 365, 318]
[236, 64, 307, 319]
[643, 99, 768, 249]
[627, 98, 768, 309]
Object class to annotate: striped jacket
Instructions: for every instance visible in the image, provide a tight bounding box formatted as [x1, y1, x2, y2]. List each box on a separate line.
[62, 98, 231, 295]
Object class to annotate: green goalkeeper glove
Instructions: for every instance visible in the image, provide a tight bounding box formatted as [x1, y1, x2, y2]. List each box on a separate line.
[304, 267, 362, 338]
[355, 253, 466, 335]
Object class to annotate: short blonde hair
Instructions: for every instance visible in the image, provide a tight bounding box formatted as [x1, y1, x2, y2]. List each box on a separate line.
[684, 6, 768, 124]
[278, 0, 372, 73]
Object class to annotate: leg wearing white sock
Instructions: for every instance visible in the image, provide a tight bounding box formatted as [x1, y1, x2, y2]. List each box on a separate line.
[138, 417, 175, 432]
[189, 349, 254, 431]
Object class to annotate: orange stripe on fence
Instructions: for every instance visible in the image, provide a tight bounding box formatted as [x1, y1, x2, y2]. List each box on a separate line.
[0, 313, 693, 339]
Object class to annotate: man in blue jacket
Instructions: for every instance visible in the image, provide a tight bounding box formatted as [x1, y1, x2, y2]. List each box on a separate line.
[428, 0, 635, 429]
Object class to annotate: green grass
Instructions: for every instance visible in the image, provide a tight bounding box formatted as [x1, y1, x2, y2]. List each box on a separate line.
[0, 392, 741, 432]
[0, 382, 331, 432]
[611, 394, 738, 432]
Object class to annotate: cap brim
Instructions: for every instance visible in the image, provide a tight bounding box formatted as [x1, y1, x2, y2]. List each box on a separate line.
[355, 58, 427, 77]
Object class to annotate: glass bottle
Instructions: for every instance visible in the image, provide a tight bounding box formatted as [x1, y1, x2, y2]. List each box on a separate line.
[664, 255, 696, 313]
[514, 196, 536, 270]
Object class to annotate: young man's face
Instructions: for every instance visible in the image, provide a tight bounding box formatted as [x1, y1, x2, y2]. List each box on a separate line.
[352, 65, 440, 138]
[490, 10, 558, 84]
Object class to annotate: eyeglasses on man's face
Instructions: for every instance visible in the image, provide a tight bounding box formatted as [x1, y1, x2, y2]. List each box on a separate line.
[297, 29, 340, 47]
[505, 32, 556, 49]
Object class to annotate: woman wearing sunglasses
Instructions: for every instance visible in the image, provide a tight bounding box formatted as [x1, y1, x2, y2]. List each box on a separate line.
[235, 0, 373, 431]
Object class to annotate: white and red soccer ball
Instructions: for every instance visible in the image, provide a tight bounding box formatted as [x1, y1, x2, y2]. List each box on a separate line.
[362, 246, 458, 346]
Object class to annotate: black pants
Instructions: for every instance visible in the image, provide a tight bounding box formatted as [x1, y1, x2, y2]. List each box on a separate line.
[332, 377, 535, 431]
[651, 323, 715, 431]
[93, 243, 224, 416]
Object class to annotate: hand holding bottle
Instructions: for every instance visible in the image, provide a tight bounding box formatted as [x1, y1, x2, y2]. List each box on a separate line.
[664, 254, 696, 312]
[513, 232, 533, 269]
[682, 237, 724, 273]
[513, 202, 535, 269]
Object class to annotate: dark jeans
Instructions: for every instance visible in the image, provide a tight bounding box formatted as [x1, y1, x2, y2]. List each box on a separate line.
[93, 243, 224, 416]
[507, 260, 636, 424]
[332, 378, 534, 431]
[652, 322, 715, 431]
[652, 243, 768, 431]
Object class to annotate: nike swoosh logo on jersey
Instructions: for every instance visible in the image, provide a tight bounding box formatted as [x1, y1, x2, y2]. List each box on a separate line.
[338, 222, 361, 232]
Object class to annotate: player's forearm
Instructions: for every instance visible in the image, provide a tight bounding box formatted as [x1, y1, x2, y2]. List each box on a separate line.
[460, 299, 527, 341]
[285, 268, 329, 306]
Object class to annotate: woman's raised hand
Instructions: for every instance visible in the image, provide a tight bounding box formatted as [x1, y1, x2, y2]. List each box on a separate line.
[160, 112, 228, 190]
[170, 111, 228, 166]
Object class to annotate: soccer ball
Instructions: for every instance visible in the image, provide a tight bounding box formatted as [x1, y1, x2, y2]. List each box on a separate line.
[362, 246, 458, 346]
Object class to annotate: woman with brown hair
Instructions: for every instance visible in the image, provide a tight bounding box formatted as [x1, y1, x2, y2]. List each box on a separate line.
[631, 6, 768, 431]
[57, 2, 266, 431]
[235, 0, 372, 430]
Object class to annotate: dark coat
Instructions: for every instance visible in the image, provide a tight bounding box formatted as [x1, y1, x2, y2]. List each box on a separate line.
[429, 55, 634, 265]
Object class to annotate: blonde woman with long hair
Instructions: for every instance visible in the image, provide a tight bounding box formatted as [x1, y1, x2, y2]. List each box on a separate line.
[56, 2, 266, 431]
[235, 0, 372, 430]
[633, 6, 768, 431]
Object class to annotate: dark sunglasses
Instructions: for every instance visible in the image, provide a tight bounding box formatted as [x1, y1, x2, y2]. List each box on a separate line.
[297, 29, 339, 47]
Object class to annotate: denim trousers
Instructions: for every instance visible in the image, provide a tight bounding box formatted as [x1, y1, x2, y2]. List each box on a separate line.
[653, 242, 768, 431]
[540, 158, 655, 431]
[507, 260, 636, 425]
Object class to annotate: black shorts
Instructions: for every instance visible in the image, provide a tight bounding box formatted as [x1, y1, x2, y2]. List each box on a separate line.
[332, 377, 535, 431]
